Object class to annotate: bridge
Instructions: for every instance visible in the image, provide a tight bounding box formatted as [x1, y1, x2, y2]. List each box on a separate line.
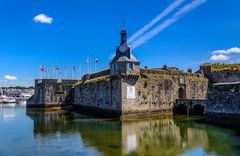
[173, 99, 207, 116]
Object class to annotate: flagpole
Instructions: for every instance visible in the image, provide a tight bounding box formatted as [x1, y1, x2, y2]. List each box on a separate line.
[89, 57, 92, 74]
[72, 65, 74, 80]
[52, 68, 54, 79]
[87, 56, 89, 74]
[94, 61, 96, 73]
[64, 65, 67, 80]
[79, 64, 81, 81]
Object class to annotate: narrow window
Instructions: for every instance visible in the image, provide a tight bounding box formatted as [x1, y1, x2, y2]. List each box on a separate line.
[128, 63, 134, 70]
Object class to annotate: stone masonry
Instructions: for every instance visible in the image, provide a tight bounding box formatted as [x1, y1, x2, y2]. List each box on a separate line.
[27, 79, 78, 108]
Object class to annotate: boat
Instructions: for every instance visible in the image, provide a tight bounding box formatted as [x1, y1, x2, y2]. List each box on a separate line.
[0, 95, 7, 103]
[3, 97, 16, 103]
[16, 92, 32, 106]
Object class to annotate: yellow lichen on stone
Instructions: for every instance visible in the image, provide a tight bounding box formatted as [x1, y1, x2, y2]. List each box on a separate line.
[73, 76, 110, 88]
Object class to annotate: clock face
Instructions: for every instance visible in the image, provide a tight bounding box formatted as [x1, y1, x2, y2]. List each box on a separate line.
[119, 44, 127, 52]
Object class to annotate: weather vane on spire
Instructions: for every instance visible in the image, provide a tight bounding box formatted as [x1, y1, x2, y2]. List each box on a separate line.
[122, 19, 126, 29]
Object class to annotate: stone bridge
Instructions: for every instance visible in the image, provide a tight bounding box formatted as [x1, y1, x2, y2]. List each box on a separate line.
[173, 99, 207, 116]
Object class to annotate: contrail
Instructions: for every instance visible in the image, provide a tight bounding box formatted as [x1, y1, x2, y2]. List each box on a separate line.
[131, 0, 207, 49]
[128, 0, 186, 44]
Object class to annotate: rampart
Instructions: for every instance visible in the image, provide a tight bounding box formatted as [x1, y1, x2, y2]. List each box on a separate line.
[72, 68, 208, 118]
[205, 82, 240, 126]
[27, 79, 79, 108]
[201, 64, 240, 126]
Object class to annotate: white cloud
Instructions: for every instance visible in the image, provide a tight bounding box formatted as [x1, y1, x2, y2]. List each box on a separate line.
[210, 54, 230, 61]
[33, 13, 53, 24]
[4, 75, 17, 81]
[212, 47, 240, 55]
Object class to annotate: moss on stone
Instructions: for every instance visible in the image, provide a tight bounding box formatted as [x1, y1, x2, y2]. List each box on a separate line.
[73, 76, 110, 88]
[201, 63, 240, 72]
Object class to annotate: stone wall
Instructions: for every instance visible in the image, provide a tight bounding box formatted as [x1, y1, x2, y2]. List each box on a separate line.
[73, 77, 122, 116]
[201, 65, 240, 89]
[82, 69, 110, 81]
[72, 72, 208, 117]
[27, 79, 79, 108]
[121, 74, 208, 116]
[140, 68, 202, 77]
[205, 82, 240, 126]
[201, 65, 240, 126]
[204, 70, 240, 84]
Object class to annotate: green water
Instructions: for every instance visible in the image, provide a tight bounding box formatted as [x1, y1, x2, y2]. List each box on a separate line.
[0, 104, 240, 156]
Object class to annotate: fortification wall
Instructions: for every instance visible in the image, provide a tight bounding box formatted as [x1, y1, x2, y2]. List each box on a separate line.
[82, 69, 110, 81]
[205, 70, 240, 83]
[27, 79, 78, 108]
[140, 68, 201, 77]
[205, 83, 240, 126]
[201, 65, 240, 84]
[201, 65, 240, 126]
[73, 76, 122, 116]
[121, 75, 208, 116]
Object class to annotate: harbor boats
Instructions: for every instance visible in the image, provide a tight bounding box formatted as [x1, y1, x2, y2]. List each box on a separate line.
[1, 96, 16, 104]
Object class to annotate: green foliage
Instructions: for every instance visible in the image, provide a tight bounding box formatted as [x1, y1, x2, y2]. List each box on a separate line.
[201, 63, 240, 72]
[73, 76, 110, 88]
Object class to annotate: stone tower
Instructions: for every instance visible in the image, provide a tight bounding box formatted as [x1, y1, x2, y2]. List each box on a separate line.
[110, 28, 140, 76]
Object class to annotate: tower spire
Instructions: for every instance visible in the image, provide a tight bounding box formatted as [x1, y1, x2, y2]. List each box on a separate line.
[121, 20, 127, 43]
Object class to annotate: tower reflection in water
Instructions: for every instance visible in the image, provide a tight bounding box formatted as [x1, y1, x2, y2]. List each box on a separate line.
[26, 110, 240, 156]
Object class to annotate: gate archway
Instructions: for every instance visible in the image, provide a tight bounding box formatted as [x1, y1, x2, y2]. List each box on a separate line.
[178, 87, 186, 99]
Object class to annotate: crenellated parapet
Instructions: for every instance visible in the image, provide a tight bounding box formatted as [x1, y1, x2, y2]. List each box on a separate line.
[27, 79, 79, 109]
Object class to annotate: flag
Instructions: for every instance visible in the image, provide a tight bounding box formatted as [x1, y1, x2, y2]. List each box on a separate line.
[48, 66, 50, 73]
[86, 57, 89, 64]
[54, 65, 59, 71]
[63, 65, 67, 71]
[73, 66, 75, 71]
[95, 58, 99, 63]
[40, 66, 44, 72]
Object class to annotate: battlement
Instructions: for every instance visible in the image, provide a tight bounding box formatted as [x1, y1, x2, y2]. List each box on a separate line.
[200, 64, 240, 84]
[27, 79, 79, 108]
[82, 69, 110, 81]
[140, 68, 202, 78]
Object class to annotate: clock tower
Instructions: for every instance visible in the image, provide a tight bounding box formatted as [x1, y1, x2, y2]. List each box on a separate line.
[110, 27, 140, 76]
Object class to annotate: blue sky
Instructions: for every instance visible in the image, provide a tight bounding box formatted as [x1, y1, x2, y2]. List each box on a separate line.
[0, 0, 240, 86]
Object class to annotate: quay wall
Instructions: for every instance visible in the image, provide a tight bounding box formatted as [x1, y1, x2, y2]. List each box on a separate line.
[205, 83, 240, 126]
[27, 79, 79, 108]
[121, 74, 208, 116]
[200, 65, 240, 126]
[73, 76, 122, 117]
[72, 73, 208, 117]
[201, 66, 240, 84]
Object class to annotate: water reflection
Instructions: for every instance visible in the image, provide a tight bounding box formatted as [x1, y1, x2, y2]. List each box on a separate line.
[0, 104, 16, 121]
[25, 110, 240, 156]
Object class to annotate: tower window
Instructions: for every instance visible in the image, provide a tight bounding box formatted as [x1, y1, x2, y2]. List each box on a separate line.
[128, 63, 134, 70]
[113, 64, 117, 72]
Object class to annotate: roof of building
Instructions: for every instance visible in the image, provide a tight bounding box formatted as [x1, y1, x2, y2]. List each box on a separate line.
[110, 28, 139, 64]
[111, 53, 139, 63]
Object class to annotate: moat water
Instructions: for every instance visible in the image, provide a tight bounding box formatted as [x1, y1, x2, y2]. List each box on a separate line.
[0, 104, 240, 156]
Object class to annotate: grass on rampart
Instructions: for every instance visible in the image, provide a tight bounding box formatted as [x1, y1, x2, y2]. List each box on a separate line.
[201, 63, 240, 72]
[73, 75, 110, 88]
